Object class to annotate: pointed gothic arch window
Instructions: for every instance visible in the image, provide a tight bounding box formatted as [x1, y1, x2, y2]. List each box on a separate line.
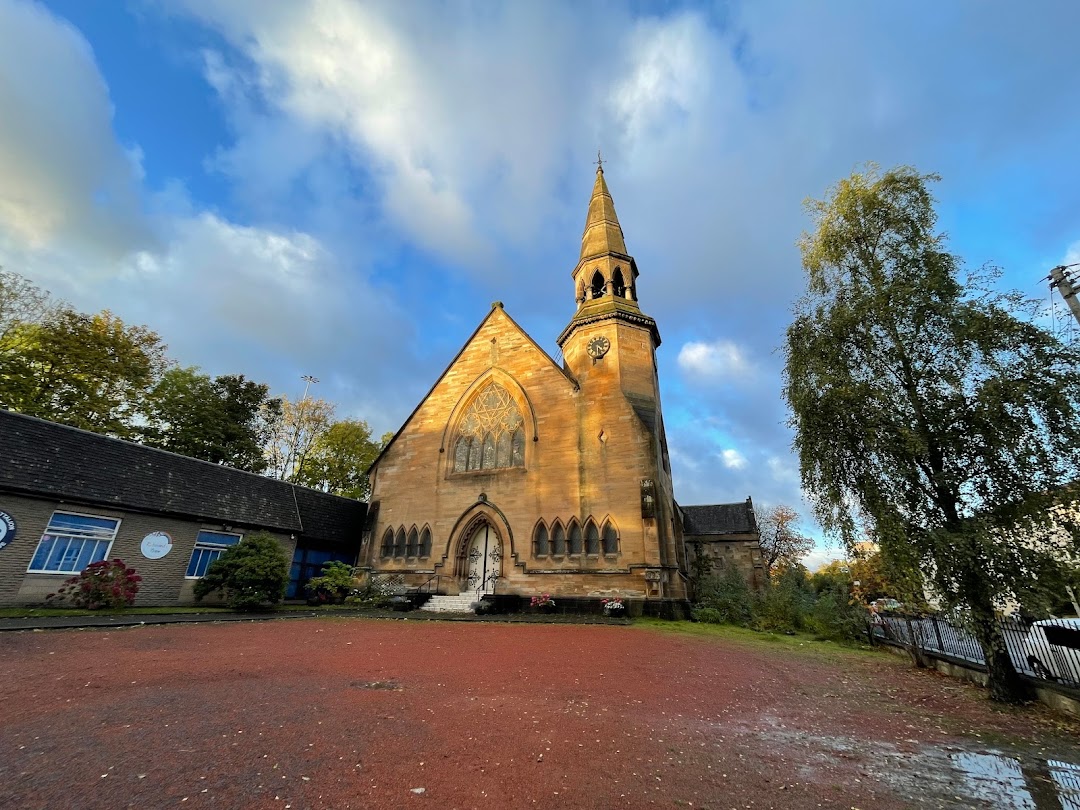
[452, 381, 526, 473]
[406, 527, 419, 557]
[381, 528, 394, 558]
[551, 522, 566, 556]
[585, 520, 600, 555]
[602, 520, 619, 554]
[590, 270, 605, 299]
[612, 267, 626, 297]
[419, 527, 432, 558]
[395, 527, 407, 559]
[533, 522, 549, 557]
[567, 521, 583, 555]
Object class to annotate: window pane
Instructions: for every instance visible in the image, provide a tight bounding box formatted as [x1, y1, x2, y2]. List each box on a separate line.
[534, 525, 549, 557]
[568, 524, 582, 554]
[420, 528, 432, 557]
[47, 513, 119, 536]
[586, 523, 600, 554]
[511, 429, 525, 467]
[47, 538, 74, 571]
[195, 531, 241, 547]
[74, 540, 99, 572]
[481, 434, 496, 469]
[30, 536, 55, 570]
[603, 523, 618, 554]
[496, 432, 511, 467]
[552, 525, 565, 555]
[454, 438, 469, 472]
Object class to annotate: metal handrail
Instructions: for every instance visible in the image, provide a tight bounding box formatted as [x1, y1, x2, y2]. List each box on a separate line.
[412, 573, 441, 596]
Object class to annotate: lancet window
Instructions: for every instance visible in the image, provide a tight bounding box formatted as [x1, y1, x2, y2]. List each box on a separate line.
[568, 521, 583, 555]
[533, 523, 549, 557]
[452, 382, 526, 473]
[602, 520, 619, 554]
[551, 523, 566, 556]
[585, 520, 600, 555]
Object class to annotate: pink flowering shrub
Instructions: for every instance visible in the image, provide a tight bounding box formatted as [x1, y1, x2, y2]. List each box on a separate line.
[47, 559, 142, 609]
[530, 593, 555, 609]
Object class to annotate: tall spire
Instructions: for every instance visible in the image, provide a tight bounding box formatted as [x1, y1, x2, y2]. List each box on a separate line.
[580, 163, 627, 259]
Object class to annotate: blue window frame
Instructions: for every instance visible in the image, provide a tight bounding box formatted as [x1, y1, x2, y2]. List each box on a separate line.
[185, 530, 242, 578]
[28, 512, 120, 574]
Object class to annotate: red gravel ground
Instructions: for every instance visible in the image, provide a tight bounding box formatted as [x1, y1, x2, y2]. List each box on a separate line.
[2, 618, 1078, 809]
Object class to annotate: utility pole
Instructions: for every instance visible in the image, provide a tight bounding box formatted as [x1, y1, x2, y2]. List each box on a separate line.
[1048, 264, 1080, 328]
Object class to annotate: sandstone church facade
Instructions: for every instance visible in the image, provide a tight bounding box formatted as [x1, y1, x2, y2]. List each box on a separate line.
[361, 167, 760, 604]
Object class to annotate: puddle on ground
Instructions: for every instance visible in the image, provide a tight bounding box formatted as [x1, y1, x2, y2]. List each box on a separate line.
[952, 753, 1034, 809]
[718, 717, 1080, 808]
[1049, 760, 1080, 810]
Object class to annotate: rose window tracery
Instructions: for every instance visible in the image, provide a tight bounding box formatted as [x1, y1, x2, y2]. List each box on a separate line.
[452, 382, 526, 472]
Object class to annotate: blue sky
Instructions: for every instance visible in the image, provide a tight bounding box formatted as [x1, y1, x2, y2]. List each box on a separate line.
[3, 0, 1080, 568]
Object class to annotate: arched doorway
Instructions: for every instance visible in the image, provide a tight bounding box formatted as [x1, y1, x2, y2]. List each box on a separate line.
[461, 520, 502, 596]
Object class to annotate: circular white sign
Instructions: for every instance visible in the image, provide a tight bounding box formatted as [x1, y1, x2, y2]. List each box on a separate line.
[140, 531, 173, 559]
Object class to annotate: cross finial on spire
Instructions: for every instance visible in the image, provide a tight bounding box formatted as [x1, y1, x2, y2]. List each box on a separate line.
[595, 149, 604, 173]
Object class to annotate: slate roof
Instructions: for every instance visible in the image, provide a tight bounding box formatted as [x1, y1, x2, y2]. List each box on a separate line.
[0, 409, 365, 543]
[681, 499, 757, 536]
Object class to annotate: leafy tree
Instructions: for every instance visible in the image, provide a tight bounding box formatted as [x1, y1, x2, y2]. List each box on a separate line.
[193, 532, 291, 611]
[783, 164, 1080, 702]
[264, 394, 335, 482]
[758, 505, 814, 578]
[294, 418, 382, 499]
[0, 269, 57, 351]
[1, 308, 168, 438]
[142, 366, 281, 472]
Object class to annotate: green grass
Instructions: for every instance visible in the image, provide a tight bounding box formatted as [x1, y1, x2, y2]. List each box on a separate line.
[632, 617, 877, 658]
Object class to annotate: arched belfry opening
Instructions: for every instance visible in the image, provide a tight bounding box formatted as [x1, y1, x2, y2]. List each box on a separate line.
[612, 267, 626, 297]
[590, 270, 606, 299]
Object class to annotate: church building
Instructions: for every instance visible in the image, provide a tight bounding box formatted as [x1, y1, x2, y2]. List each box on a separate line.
[361, 166, 760, 608]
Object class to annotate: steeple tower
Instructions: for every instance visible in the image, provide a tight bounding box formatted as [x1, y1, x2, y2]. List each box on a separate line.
[558, 164, 659, 350]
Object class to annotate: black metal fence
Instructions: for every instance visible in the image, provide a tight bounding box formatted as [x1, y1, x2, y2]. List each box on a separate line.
[872, 615, 1080, 690]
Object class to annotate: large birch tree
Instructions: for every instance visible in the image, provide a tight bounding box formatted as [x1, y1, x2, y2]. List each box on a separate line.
[783, 165, 1080, 702]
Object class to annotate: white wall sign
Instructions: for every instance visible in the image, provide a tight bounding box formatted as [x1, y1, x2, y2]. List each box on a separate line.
[0, 510, 15, 550]
[140, 531, 173, 559]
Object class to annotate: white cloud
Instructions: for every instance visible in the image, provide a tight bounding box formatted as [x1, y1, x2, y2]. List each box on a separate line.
[0, 0, 407, 421]
[678, 339, 754, 379]
[0, 0, 154, 257]
[720, 448, 747, 470]
[802, 545, 846, 573]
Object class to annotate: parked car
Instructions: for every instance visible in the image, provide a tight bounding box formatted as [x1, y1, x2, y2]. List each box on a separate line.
[1023, 618, 1080, 685]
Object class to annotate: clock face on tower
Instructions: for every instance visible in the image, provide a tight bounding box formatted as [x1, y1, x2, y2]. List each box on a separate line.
[586, 334, 611, 359]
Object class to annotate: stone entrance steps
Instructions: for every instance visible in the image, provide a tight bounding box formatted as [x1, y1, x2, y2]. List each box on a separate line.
[420, 594, 478, 613]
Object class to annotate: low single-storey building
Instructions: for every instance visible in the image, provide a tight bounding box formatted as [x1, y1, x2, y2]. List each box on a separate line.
[0, 410, 366, 606]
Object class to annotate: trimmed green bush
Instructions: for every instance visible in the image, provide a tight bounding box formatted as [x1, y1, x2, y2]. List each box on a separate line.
[304, 561, 357, 604]
[193, 532, 290, 611]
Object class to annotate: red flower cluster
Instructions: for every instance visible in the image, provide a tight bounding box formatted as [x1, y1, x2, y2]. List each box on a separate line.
[47, 559, 142, 609]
